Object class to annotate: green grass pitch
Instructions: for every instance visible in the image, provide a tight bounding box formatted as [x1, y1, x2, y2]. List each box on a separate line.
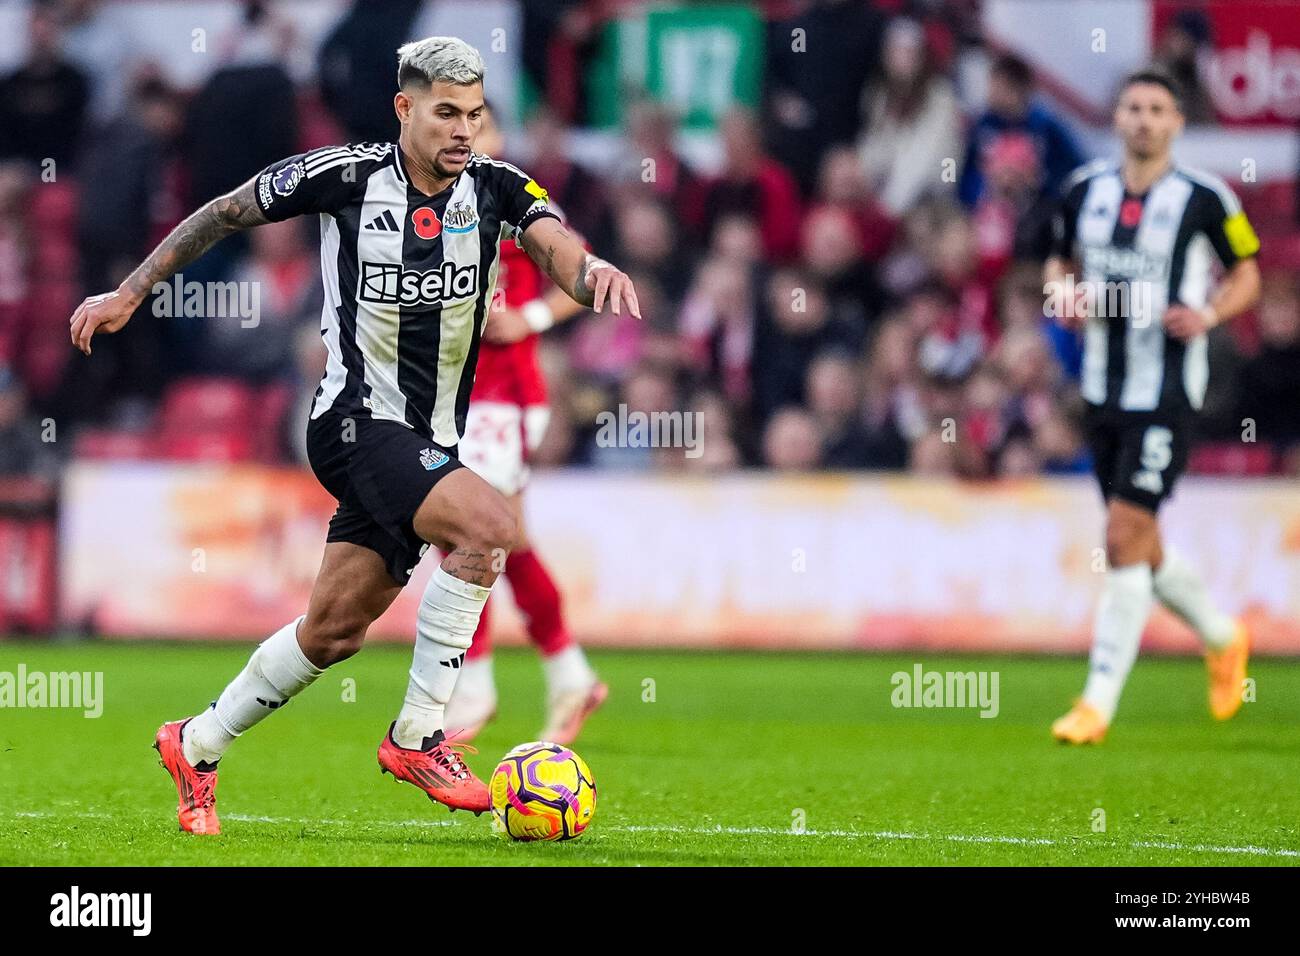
[1, 640, 1297, 866]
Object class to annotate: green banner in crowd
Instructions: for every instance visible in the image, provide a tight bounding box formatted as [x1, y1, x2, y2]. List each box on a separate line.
[588, 4, 762, 129]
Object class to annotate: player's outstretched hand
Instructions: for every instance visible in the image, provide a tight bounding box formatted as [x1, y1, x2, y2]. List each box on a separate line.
[1045, 279, 1089, 331]
[1162, 304, 1215, 341]
[484, 306, 531, 344]
[584, 259, 641, 319]
[70, 289, 139, 355]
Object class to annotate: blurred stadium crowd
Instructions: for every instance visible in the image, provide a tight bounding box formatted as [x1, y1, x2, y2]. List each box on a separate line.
[2, 0, 1300, 482]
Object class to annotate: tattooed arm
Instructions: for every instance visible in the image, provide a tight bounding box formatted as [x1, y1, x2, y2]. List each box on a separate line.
[518, 216, 641, 318]
[70, 175, 269, 355]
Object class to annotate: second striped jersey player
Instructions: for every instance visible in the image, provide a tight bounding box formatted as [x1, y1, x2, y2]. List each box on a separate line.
[1051, 154, 1260, 510]
[1045, 68, 1260, 745]
[1052, 156, 1260, 422]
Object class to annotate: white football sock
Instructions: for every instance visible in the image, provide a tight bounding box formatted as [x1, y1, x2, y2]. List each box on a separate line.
[542, 645, 597, 697]
[454, 656, 496, 702]
[1081, 563, 1154, 724]
[1153, 546, 1235, 650]
[393, 567, 491, 749]
[183, 615, 322, 767]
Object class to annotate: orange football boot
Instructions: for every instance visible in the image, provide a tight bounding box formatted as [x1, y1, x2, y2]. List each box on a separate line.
[153, 719, 221, 835]
[1206, 621, 1250, 721]
[1051, 700, 1108, 745]
[377, 725, 490, 814]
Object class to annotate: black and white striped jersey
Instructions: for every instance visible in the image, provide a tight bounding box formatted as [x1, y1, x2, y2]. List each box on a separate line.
[253, 142, 559, 445]
[1051, 160, 1259, 414]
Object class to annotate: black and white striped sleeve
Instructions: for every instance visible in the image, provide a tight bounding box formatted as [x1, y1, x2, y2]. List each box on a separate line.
[475, 157, 561, 239]
[253, 144, 387, 221]
[1193, 178, 1260, 268]
[1048, 168, 1091, 261]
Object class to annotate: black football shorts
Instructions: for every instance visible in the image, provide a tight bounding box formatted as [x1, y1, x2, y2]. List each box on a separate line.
[1083, 404, 1191, 514]
[306, 409, 464, 585]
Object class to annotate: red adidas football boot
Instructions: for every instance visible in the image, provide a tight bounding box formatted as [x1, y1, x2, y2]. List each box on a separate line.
[377, 724, 490, 814]
[153, 719, 221, 835]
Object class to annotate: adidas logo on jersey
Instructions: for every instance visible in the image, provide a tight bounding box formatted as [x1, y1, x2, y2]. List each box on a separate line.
[359, 260, 479, 307]
[364, 210, 400, 232]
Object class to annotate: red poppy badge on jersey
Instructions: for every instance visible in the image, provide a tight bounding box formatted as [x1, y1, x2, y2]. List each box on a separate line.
[411, 206, 441, 240]
[1119, 198, 1144, 229]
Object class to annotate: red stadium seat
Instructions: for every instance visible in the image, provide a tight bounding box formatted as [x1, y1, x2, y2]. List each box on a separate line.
[1258, 180, 1296, 224]
[250, 383, 294, 462]
[26, 179, 79, 234]
[32, 236, 79, 275]
[1188, 442, 1278, 477]
[157, 377, 260, 434]
[74, 429, 155, 461]
[29, 278, 78, 323]
[1238, 180, 1296, 237]
[17, 338, 69, 401]
[1257, 233, 1300, 271]
[154, 430, 255, 462]
[147, 378, 264, 462]
[295, 89, 347, 151]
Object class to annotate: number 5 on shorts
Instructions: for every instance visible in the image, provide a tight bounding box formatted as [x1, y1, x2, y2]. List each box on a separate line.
[1139, 426, 1174, 472]
[1131, 425, 1174, 496]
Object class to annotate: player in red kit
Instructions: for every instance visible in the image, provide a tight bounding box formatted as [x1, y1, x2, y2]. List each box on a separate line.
[447, 104, 608, 744]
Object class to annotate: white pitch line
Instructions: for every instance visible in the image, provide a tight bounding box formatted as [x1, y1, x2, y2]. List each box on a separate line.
[611, 824, 1298, 857]
[7, 810, 1298, 858]
[1131, 839, 1300, 859]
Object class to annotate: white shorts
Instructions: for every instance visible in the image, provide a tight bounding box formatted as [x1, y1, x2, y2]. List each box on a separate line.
[459, 401, 551, 497]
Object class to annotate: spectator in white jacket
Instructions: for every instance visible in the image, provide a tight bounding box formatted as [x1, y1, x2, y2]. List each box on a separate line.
[856, 18, 963, 219]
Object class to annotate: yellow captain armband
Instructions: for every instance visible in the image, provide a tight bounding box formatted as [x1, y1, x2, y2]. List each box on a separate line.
[1224, 211, 1260, 259]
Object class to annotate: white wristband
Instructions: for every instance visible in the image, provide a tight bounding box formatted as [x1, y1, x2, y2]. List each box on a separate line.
[521, 299, 555, 334]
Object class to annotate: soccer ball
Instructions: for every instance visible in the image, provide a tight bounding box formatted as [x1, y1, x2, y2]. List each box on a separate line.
[489, 741, 596, 842]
